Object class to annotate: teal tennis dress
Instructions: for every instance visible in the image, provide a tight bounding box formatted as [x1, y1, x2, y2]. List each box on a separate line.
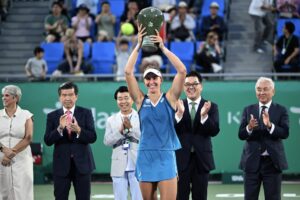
[136, 93, 181, 181]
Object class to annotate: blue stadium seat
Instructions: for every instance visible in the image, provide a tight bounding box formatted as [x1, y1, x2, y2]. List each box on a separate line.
[276, 18, 300, 38]
[91, 42, 115, 74]
[41, 42, 64, 74]
[109, 0, 125, 19]
[201, 0, 225, 17]
[169, 41, 195, 73]
[83, 42, 91, 59]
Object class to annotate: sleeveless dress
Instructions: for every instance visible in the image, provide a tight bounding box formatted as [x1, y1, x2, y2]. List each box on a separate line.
[136, 93, 181, 181]
[0, 106, 33, 200]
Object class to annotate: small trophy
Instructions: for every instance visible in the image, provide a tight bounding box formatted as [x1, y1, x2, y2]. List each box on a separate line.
[137, 7, 164, 52]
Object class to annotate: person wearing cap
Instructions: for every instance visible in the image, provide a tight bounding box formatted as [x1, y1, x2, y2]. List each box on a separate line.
[104, 86, 142, 200]
[170, 1, 196, 41]
[71, 3, 93, 43]
[76, 0, 98, 17]
[175, 71, 220, 200]
[199, 1, 227, 41]
[125, 24, 186, 199]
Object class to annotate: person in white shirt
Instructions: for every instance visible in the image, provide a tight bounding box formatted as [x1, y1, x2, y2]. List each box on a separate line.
[0, 85, 34, 200]
[248, 0, 276, 53]
[104, 86, 142, 200]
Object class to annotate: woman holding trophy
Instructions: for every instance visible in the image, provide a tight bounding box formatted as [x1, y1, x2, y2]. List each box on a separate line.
[124, 7, 187, 200]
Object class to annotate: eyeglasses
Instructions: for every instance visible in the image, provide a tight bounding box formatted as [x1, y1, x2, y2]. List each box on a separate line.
[184, 82, 200, 87]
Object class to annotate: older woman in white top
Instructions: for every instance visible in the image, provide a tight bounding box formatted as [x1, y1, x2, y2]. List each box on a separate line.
[0, 85, 34, 200]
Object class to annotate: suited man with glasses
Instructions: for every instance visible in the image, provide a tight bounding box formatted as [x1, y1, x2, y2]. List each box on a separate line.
[175, 71, 220, 200]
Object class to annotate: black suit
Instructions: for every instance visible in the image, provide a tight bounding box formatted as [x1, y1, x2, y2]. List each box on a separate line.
[175, 98, 220, 200]
[44, 106, 97, 200]
[239, 102, 289, 200]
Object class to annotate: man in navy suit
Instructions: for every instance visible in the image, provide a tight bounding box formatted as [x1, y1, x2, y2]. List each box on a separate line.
[239, 77, 289, 200]
[44, 81, 97, 200]
[175, 71, 220, 200]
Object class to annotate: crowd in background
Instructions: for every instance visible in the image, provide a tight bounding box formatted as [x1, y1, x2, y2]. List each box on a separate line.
[1, 0, 299, 80]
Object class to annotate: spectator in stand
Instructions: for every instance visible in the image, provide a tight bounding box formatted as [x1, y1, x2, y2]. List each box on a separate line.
[163, 5, 177, 41]
[44, 1, 69, 43]
[115, 36, 133, 81]
[152, 0, 177, 11]
[248, 0, 275, 54]
[195, 31, 223, 73]
[97, 30, 110, 42]
[0, 0, 8, 21]
[187, 0, 204, 17]
[76, 0, 98, 18]
[273, 21, 300, 72]
[170, 1, 196, 41]
[95, 1, 116, 42]
[120, 1, 139, 35]
[277, 0, 300, 18]
[52, 28, 92, 76]
[139, 49, 164, 73]
[71, 4, 93, 43]
[199, 1, 227, 41]
[25, 47, 48, 82]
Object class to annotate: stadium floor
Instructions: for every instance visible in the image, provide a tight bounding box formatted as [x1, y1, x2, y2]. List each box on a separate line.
[35, 182, 300, 199]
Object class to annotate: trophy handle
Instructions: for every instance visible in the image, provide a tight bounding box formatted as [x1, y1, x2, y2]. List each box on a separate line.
[142, 36, 158, 53]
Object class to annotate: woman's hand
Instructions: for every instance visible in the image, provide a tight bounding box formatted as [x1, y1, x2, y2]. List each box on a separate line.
[1, 156, 12, 167]
[2, 146, 16, 159]
[136, 24, 147, 50]
[150, 30, 164, 50]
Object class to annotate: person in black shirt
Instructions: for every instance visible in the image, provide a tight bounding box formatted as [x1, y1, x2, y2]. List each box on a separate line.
[273, 21, 300, 72]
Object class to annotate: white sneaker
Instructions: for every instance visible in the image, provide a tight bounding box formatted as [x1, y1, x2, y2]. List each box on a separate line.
[256, 48, 264, 54]
[211, 63, 223, 73]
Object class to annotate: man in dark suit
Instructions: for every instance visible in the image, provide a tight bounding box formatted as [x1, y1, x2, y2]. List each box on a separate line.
[175, 71, 220, 200]
[239, 77, 289, 200]
[44, 81, 97, 200]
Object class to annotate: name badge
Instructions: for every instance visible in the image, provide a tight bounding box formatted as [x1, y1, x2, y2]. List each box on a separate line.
[281, 48, 286, 55]
[122, 142, 130, 150]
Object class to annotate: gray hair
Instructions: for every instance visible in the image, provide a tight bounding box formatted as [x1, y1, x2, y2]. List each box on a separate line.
[2, 85, 22, 104]
[255, 77, 275, 89]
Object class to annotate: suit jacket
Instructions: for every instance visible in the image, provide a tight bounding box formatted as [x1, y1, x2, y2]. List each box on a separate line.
[175, 98, 220, 172]
[44, 106, 97, 177]
[238, 102, 289, 172]
[103, 109, 140, 177]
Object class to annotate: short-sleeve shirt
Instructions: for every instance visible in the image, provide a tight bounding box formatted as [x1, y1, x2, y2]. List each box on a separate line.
[71, 16, 92, 37]
[25, 57, 48, 77]
[276, 35, 300, 59]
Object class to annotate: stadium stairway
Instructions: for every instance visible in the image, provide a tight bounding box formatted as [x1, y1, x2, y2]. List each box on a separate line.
[0, 0, 49, 74]
[224, 0, 274, 79]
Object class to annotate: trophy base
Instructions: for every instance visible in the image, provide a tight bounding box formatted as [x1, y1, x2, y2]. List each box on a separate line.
[141, 36, 158, 53]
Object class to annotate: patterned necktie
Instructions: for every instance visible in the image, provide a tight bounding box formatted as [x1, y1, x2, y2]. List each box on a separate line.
[259, 105, 267, 128]
[66, 110, 72, 137]
[260, 105, 267, 153]
[190, 102, 196, 123]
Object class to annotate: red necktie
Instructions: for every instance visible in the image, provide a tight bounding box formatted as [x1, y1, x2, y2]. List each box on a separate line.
[66, 110, 72, 138]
